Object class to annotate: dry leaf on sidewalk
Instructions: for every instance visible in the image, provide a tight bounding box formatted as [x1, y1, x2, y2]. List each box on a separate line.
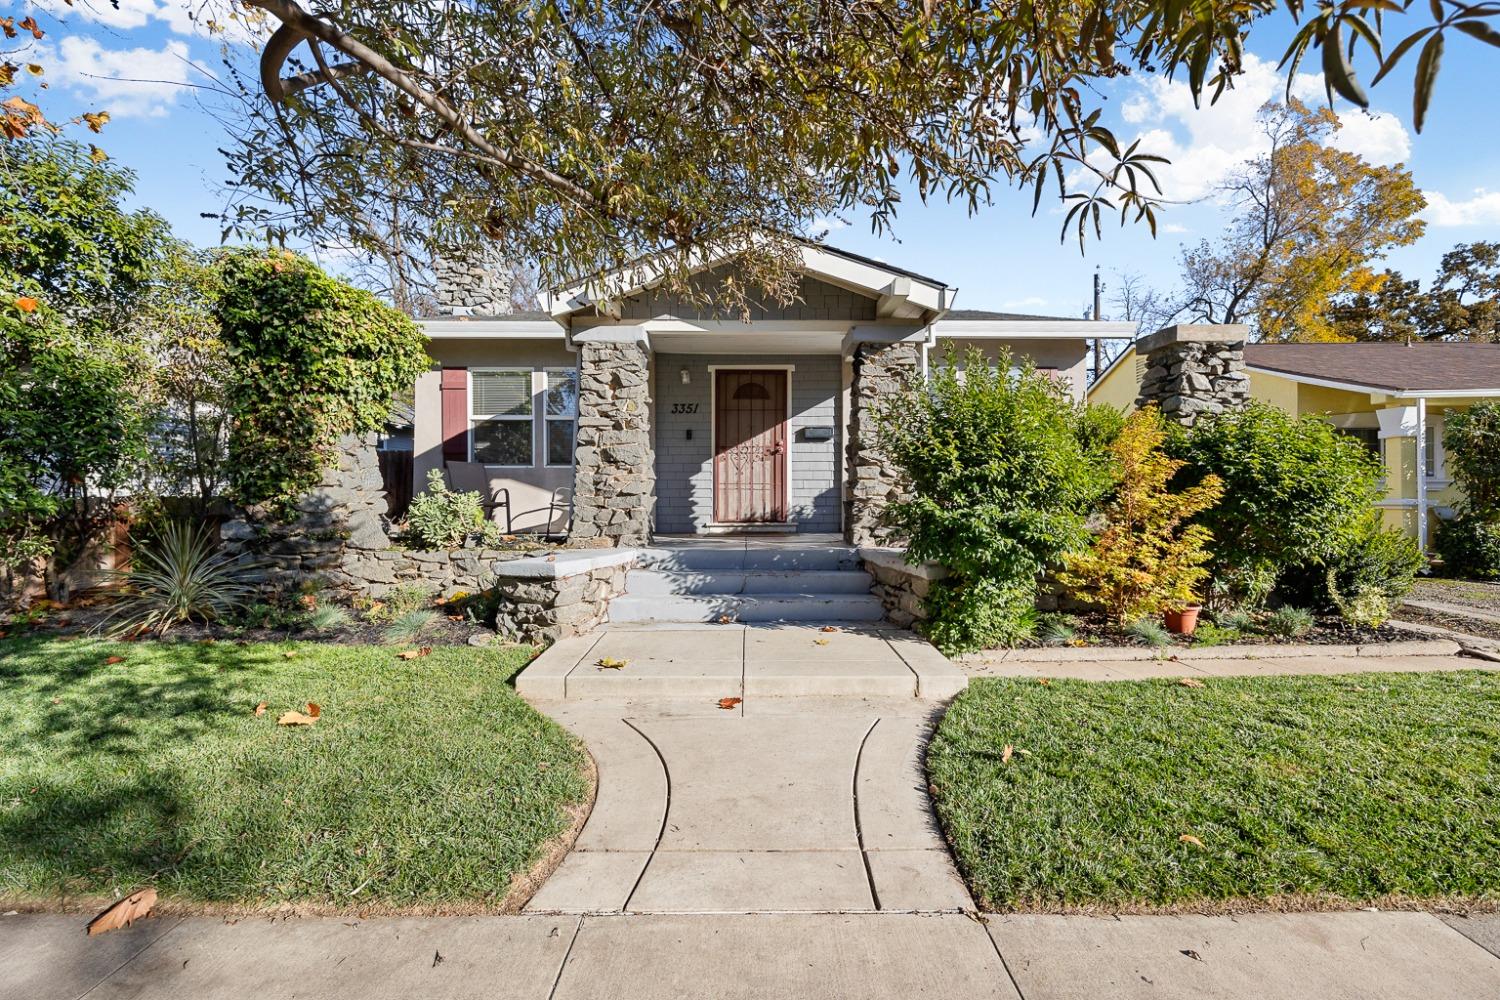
[717, 697, 742, 710]
[1178, 677, 1205, 688]
[86, 888, 156, 935]
[1179, 834, 1205, 849]
[277, 702, 321, 726]
[813, 638, 830, 646]
[716, 614, 735, 624]
[820, 626, 838, 633]
[596, 657, 628, 669]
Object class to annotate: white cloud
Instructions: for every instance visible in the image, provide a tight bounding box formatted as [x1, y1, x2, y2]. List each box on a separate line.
[1002, 296, 1048, 310]
[1113, 53, 1412, 203]
[1160, 222, 1190, 234]
[35, 0, 200, 37]
[47, 37, 193, 118]
[1423, 189, 1500, 226]
[810, 214, 850, 234]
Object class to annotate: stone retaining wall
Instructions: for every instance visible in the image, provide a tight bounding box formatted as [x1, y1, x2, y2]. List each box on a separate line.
[858, 547, 945, 629]
[491, 550, 637, 644]
[218, 432, 540, 599]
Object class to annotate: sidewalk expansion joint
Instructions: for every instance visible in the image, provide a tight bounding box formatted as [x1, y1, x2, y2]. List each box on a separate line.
[619, 718, 671, 911]
[852, 716, 883, 911]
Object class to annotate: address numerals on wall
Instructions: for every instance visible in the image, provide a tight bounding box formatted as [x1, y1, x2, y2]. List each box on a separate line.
[671, 403, 700, 414]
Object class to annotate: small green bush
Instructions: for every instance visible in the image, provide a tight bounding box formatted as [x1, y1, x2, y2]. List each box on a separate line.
[98, 521, 258, 637]
[1190, 622, 1241, 647]
[1125, 617, 1172, 648]
[879, 347, 1112, 654]
[1436, 514, 1500, 580]
[1037, 613, 1079, 647]
[1166, 402, 1384, 606]
[405, 469, 485, 548]
[1263, 606, 1315, 639]
[384, 609, 439, 645]
[1437, 402, 1500, 579]
[1326, 516, 1426, 625]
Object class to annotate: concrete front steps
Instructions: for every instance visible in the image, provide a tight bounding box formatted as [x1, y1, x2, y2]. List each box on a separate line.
[608, 544, 885, 625]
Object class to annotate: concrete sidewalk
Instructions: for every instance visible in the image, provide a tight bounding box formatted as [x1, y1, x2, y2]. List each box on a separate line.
[6, 909, 1499, 1000]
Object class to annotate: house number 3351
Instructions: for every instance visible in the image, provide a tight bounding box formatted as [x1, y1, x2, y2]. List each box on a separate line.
[671, 403, 699, 414]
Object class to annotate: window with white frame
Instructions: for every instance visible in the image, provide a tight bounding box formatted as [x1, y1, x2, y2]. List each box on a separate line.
[471, 368, 533, 466]
[544, 368, 579, 466]
[1424, 417, 1446, 479]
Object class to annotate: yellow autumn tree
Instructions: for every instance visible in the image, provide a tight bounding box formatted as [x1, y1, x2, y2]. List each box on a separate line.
[1058, 408, 1225, 625]
[1174, 100, 1427, 343]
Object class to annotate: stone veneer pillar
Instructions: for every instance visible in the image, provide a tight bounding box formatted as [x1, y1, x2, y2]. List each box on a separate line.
[844, 332, 923, 546]
[571, 327, 655, 546]
[1134, 324, 1251, 426]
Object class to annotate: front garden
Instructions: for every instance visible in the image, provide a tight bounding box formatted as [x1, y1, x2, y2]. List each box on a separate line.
[929, 671, 1500, 912]
[0, 635, 590, 912]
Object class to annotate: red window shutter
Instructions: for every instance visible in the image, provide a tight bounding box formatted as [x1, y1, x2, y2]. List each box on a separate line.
[440, 367, 469, 463]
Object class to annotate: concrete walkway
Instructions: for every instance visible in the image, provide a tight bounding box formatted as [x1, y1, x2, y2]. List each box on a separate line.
[7, 909, 1500, 999]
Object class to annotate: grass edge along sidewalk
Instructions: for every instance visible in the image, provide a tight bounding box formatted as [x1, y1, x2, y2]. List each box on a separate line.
[928, 671, 1500, 914]
[0, 637, 591, 914]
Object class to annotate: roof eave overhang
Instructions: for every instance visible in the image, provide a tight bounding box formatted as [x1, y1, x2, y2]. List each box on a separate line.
[420, 318, 567, 339]
[933, 320, 1137, 339]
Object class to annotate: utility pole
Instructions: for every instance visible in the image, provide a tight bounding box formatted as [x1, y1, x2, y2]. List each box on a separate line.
[1092, 268, 1104, 383]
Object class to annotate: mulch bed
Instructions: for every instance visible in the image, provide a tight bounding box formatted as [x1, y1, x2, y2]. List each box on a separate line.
[1397, 604, 1500, 644]
[1024, 611, 1422, 651]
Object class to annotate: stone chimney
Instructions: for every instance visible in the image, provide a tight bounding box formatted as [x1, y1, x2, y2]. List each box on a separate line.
[433, 249, 513, 316]
[1134, 324, 1251, 426]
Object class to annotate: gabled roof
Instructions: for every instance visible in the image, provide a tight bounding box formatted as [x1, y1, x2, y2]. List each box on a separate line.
[1245, 342, 1500, 395]
[547, 240, 951, 322]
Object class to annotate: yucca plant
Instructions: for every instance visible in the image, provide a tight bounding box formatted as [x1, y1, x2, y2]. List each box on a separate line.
[97, 522, 260, 637]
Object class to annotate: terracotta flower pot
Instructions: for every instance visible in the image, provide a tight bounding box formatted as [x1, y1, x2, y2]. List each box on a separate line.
[1164, 605, 1202, 636]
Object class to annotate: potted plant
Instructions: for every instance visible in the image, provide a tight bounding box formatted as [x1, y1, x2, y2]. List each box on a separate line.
[1164, 604, 1202, 636]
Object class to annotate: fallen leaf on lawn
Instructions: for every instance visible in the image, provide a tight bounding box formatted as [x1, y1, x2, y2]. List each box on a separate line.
[820, 625, 838, 633]
[277, 703, 320, 726]
[1179, 834, 1205, 849]
[396, 648, 432, 660]
[596, 656, 628, 669]
[103, 655, 124, 665]
[1001, 744, 1014, 764]
[813, 638, 830, 646]
[282, 651, 296, 659]
[717, 697, 742, 710]
[253, 702, 267, 717]
[86, 888, 156, 935]
[1037, 678, 1051, 686]
[1178, 677, 1205, 688]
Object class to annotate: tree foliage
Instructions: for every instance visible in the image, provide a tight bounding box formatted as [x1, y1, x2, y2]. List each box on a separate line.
[1162, 100, 1426, 341]
[216, 248, 430, 510]
[880, 347, 1112, 652]
[1166, 401, 1386, 605]
[1059, 408, 1224, 625]
[185, 0, 1498, 310]
[1330, 242, 1500, 342]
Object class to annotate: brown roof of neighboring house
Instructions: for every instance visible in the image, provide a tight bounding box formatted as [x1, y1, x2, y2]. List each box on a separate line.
[1244, 342, 1500, 393]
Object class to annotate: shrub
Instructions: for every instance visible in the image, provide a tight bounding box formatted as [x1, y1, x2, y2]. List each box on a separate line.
[216, 248, 429, 511]
[1263, 606, 1315, 639]
[1166, 401, 1384, 606]
[1437, 402, 1500, 579]
[1058, 408, 1224, 624]
[405, 469, 485, 548]
[384, 608, 439, 645]
[1037, 613, 1079, 647]
[879, 347, 1111, 654]
[305, 604, 351, 632]
[1125, 617, 1172, 648]
[1325, 515, 1426, 625]
[1190, 622, 1241, 647]
[98, 521, 257, 637]
[1435, 514, 1500, 580]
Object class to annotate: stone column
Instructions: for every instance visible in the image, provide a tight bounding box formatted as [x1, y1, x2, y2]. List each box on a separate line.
[433, 248, 513, 316]
[571, 327, 654, 546]
[1134, 324, 1251, 426]
[844, 330, 923, 546]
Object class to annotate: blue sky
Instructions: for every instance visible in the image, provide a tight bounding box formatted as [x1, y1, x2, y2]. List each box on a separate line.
[19, 1, 1500, 318]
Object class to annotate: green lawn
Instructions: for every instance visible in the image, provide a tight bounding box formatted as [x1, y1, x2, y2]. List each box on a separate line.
[928, 672, 1500, 912]
[0, 636, 589, 910]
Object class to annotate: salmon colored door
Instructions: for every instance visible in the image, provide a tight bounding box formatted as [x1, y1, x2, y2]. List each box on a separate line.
[713, 369, 788, 524]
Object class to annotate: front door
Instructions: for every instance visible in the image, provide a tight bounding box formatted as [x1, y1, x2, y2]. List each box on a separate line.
[713, 369, 788, 524]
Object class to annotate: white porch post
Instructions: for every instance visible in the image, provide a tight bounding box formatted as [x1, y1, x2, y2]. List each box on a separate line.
[1416, 396, 1429, 552]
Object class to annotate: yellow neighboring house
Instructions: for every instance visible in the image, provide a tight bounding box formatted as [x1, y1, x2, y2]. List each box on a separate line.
[1089, 341, 1500, 549]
